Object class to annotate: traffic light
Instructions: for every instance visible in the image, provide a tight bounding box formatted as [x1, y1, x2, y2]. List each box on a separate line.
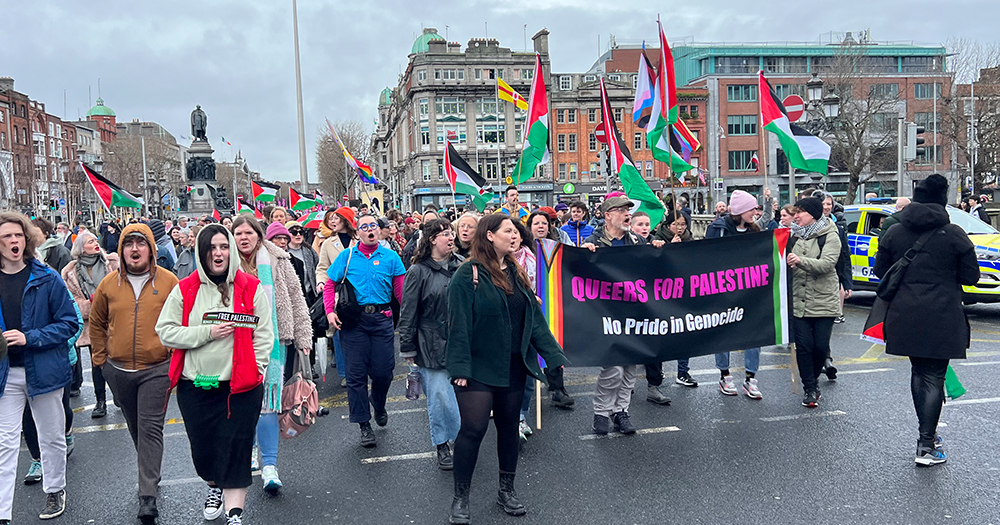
[905, 123, 926, 161]
[597, 149, 607, 179]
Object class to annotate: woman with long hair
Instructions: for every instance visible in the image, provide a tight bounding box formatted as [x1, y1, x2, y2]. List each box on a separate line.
[398, 219, 463, 470]
[778, 204, 796, 228]
[230, 215, 312, 492]
[156, 224, 272, 524]
[314, 207, 357, 387]
[61, 231, 120, 418]
[445, 214, 569, 524]
[654, 210, 700, 388]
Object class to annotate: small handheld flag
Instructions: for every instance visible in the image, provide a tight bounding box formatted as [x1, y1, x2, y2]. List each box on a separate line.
[252, 180, 279, 202]
[81, 162, 144, 210]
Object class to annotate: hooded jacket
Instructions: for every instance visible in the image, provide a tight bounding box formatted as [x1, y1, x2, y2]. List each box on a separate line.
[155, 227, 273, 382]
[398, 253, 464, 369]
[561, 220, 595, 247]
[0, 257, 80, 398]
[62, 252, 120, 348]
[38, 236, 72, 273]
[874, 202, 980, 359]
[788, 219, 842, 318]
[90, 224, 179, 370]
[173, 244, 196, 279]
[705, 214, 759, 238]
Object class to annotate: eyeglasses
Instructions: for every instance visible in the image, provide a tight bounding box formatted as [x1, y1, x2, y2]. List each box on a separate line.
[288, 228, 304, 235]
[358, 223, 380, 232]
[434, 230, 455, 239]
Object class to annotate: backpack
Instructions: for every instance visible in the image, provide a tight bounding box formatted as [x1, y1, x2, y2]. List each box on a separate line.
[787, 232, 826, 257]
[279, 348, 318, 439]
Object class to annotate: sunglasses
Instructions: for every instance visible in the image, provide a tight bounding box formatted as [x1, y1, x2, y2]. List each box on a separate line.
[288, 228, 304, 235]
[358, 223, 380, 232]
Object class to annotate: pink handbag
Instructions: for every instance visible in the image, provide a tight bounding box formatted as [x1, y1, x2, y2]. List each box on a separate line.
[279, 349, 319, 439]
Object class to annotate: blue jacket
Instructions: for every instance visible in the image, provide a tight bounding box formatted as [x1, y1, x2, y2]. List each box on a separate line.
[561, 221, 594, 247]
[0, 258, 81, 398]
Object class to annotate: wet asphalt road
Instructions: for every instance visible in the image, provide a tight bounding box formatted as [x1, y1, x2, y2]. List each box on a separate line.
[9, 292, 1000, 525]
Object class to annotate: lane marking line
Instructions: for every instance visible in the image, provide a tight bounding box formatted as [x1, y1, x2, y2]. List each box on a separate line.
[949, 397, 1000, 406]
[74, 418, 184, 434]
[759, 410, 846, 422]
[578, 425, 680, 440]
[957, 360, 1000, 366]
[341, 407, 426, 420]
[361, 451, 436, 464]
[836, 368, 893, 375]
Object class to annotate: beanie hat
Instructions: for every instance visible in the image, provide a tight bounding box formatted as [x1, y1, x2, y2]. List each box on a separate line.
[403, 217, 415, 225]
[147, 219, 166, 242]
[554, 202, 569, 211]
[284, 220, 304, 230]
[913, 174, 949, 206]
[334, 206, 357, 228]
[265, 221, 291, 241]
[728, 190, 758, 216]
[538, 206, 558, 221]
[794, 197, 824, 220]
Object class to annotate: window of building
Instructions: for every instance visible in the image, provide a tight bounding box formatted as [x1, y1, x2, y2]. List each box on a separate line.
[568, 133, 577, 152]
[608, 74, 621, 81]
[559, 76, 572, 91]
[557, 134, 566, 152]
[716, 57, 756, 74]
[13, 126, 17, 144]
[857, 56, 898, 74]
[870, 83, 899, 100]
[914, 83, 942, 100]
[419, 98, 429, 117]
[435, 97, 466, 115]
[764, 57, 808, 74]
[589, 133, 597, 151]
[584, 74, 596, 83]
[521, 68, 533, 80]
[870, 113, 897, 134]
[436, 124, 467, 144]
[645, 161, 653, 178]
[569, 163, 578, 180]
[634, 132, 643, 150]
[588, 108, 598, 123]
[0, 110, 4, 123]
[438, 160, 445, 180]
[915, 145, 942, 165]
[567, 109, 576, 123]
[417, 70, 426, 81]
[422, 160, 431, 182]
[558, 163, 567, 179]
[48, 122, 54, 136]
[727, 84, 757, 102]
[689, 105, 699, 119]
[772, 84, 806, 101]
[421, 126, 430, 146]
[0, 132, 5, 148]
[728, 150, 757, 171]
[614, 108, 623, 122]
[902, 56, 941, 73]
[556, 109, 565, 124]
[474, 69, 482, 80]
[476, 124, 505, 143]
[477, 98, 499, 115]
[727, 115, 757, 136]
[914, 112, 940, 134]
[811, 56, 835, 73]
[434, 69, 462, 80]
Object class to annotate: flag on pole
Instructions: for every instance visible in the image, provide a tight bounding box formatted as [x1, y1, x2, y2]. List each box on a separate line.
[656, 19, 679, 126]
[511, 53, 550, 185]
[81, 162, 144, 210]
[444, 142, 495, 212]
[314, 188, 324, 203]
[289, 187, 320, 211]
[238, 198, 263, 219]
[212, 208, 221, 221]
[252, 180, 279, 202]
[749, 152, 760, 172]
[698, 168, 707, 186]
[759, 70, 830, 174]
[632, 47, 656, 128]
[600, 78, 666, 228]
[326, 119, 378, 185]
[673, 118, 701, 154]
[221, 136, 231, 146]
[184, 184, 196, 195]
[497, 78, 529, 110]
[642, 35, 694, 175]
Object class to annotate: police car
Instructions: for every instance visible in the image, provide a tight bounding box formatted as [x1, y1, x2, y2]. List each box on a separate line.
[844, 204, 1000, 303]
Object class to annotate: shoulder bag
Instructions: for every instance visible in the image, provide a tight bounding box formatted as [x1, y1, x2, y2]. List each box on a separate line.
[335, 247, 363, 330]
[875, 228, 940, 301]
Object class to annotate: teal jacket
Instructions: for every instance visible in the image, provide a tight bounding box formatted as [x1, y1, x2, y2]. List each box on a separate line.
[446, 260, 568, 388]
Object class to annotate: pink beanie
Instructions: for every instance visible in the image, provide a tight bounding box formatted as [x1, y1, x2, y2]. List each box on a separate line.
[728, 190, 758, 216]
[265, 221, 291, 241]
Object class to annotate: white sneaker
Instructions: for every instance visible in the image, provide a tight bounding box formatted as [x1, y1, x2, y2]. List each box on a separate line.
[719, 375, 738, 396]
[518, 419, 533, 437]
[203, 486, 224, 520]
[261, 465, 283, 491]
[227, 513, 244, 525]
[743, 378, 763, 400]
[250, 446, 260, 473]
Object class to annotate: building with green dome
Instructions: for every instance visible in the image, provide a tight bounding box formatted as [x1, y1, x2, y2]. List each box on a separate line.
[85, 97, 117, 143]
[378, 87, 393, 107]
[410, 28, 443, 55]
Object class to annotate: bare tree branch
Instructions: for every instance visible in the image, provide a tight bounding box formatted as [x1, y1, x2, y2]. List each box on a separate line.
[315, 120, 373, 204]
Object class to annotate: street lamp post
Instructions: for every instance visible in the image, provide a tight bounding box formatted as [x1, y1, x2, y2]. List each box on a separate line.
[796, 73, 841, 198]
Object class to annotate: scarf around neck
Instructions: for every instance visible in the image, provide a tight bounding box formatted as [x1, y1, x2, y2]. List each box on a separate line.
[790, 216, 829, 240]
[76, 253, 107, 299]
[255, 246, 284, 413]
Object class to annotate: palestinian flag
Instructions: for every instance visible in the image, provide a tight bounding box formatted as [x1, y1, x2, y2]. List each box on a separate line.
[238, 198, 263, 219]
[289, 187, 320, 211]
[759, 71, 830, 174]
[212, 208, 221, 221]
[444, 142, 494, 212]
[314, 188, 324, 203]
[184, 185, 196, 195]
[600, 78, 665, 228]
[252, 180, 279, 201]
[642, 28, 694, 175]
[511, 53, 549, 185]
[81, 162, 144, 210]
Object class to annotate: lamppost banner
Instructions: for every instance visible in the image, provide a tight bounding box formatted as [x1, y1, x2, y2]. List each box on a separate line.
[534, 231, 792, 367]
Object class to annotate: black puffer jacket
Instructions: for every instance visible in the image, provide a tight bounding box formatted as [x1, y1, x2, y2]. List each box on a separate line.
[398, 253, 464, 369]
[874, 202, 980, 359]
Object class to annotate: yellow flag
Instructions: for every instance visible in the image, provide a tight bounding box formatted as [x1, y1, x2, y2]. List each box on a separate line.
[497, 78, 528, 110]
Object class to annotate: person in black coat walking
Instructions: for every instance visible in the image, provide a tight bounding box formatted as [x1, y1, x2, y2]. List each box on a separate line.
[398, 219, 463, 471]
[874, 174, 980, 466]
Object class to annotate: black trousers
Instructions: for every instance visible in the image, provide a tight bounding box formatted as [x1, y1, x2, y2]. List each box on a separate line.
[644, 362, 664, 387]
[910, 357, 948, 449]
[793, 316, 835, 392]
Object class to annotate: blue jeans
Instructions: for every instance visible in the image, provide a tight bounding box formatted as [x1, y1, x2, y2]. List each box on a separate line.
[256, 412, 279, 467]
[715, 348, 760, 375]
[340, 311, 396, 424]
[520, 377, 534, 421]
[332, 331, 346, 379]
[677, 359, 690, 375]
[417, 367, 461, 447]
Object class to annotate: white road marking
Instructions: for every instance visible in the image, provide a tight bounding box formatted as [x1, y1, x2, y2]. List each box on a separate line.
[949, 397, 1000, 406]
[341, 407, 426, 420]
[836, 368, 893, 375]
[153, 471, 260, 487]
[361, 451, 436, 464]
[759, 410, 846, 422]
[578, 426, 680, 440]
[957, 361, 1000, 367]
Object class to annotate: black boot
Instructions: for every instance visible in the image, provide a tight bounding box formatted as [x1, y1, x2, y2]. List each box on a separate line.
[137, 495, 158, 523]
[546, 367, 575, 408]
[449, 481, 471, 524]
[91, 400, 107, 419]
[496, 471, 526, 516]
[437, 443, 453, 470]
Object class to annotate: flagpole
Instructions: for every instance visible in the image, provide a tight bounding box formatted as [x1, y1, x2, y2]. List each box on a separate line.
[497, 74, 502, 194]
[446, 141, 458, 212]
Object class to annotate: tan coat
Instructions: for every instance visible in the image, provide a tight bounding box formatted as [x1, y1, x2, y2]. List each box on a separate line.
[61, 253, 120, 348]
[315, 234, 355, 287]
[789, 219, 842, 318]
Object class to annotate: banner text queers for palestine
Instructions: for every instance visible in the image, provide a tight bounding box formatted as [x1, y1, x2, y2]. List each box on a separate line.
[570, 263, 771, 303]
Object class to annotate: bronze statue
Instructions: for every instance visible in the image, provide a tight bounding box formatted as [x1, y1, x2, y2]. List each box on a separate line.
[190, 105, 208, 141]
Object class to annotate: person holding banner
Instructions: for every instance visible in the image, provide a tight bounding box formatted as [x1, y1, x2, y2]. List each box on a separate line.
[654, 210, 699, 388]
[786, 197, 841, 409]
[706, 190, 765, 399]
[630, 212, 674, 405]
[446, 214, 568, 524]
[581, 194, 648, 434]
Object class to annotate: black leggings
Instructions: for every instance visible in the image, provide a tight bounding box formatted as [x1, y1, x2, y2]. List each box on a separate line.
[910, 357, 948, 449]
[23, 387, 73, 460]
[453, 359, 527, 485]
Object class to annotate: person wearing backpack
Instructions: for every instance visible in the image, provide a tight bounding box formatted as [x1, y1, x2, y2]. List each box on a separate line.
[155, 224, 273, 525]
[875, 175, 979, 466]
[786, 197, 841, 409]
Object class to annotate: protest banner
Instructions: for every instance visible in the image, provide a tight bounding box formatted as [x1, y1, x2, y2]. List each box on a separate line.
[535, 230, 792, 367]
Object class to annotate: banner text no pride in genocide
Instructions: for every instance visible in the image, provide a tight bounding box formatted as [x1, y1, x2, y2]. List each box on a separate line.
[535, 230, 792, 367]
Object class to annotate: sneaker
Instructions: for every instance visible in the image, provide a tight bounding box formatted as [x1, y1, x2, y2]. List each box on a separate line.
[742, 378, 763, 400]
[719, 375, 738, 396]
[39, 489, 66, 519]
[823, 358, 837, 381]
[251, 445, 260, 473]
[675, 373, 698, 387]
[137, 495, 158, 522]
[359, 423, 376, 448]
[261, 465, 283, 491]
[65, 433, 74, 457]
[203, 486, 224, 520]
[340, 377, 347, 388]
[915, 447, 947, 466]
[436, 443, 453, 470]
[550, 389, 575, 408]
[802, 390, 821, 408]
[834, 315, 845, 324]
[934, 435, 944, 450]
[593, 414, 611, 435]
[612, 411, 636, 434]
[227, 512, 244, 525]
[646, 385, 672, 405]
[24, 460, 42, 485]
[519, 419, 533, 438]
[374, 406, 388, 427]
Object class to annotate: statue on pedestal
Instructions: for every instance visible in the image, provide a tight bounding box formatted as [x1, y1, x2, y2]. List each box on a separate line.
[191, 105, 208, 142]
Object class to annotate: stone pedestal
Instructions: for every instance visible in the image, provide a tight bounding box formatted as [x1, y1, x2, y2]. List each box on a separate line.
[185, 140, 232, 215]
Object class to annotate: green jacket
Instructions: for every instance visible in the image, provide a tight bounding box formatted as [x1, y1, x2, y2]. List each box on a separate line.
[446, 260, 568, 387]
[878, 211, 902, 240]
[789, 219, 842, 318]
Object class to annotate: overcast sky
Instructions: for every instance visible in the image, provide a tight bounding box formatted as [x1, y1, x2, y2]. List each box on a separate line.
[4, 0, 996, 182]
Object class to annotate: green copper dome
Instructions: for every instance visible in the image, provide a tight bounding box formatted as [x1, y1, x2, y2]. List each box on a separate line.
[379, 87, 393, 107]
[412, 28, 443, 54]
[86, 98, 115, 117]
